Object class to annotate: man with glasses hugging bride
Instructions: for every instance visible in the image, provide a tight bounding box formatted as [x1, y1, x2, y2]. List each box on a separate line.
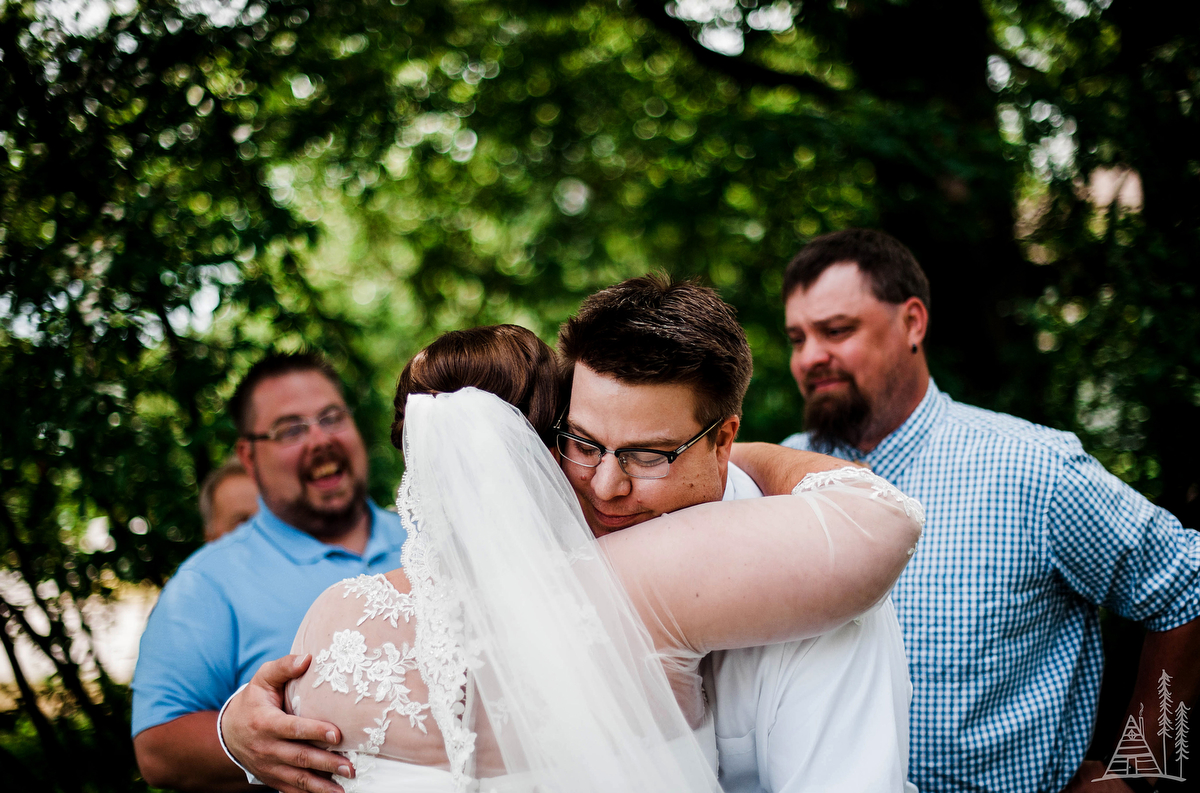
[134, 276, 922, 793]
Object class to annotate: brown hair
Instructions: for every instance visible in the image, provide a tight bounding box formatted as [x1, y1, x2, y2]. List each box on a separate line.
[783, 228, 931, 309]
[199, 457, 249, 533]
[392, 325, 560, 449]
[229, 351, 343, 435]
[557, 273, 752, 430]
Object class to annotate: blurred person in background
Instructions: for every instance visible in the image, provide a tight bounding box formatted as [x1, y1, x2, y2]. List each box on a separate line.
[779, 228, 1200, 793]
[131, 352, 407, 792]
[199, 458, 259, 543]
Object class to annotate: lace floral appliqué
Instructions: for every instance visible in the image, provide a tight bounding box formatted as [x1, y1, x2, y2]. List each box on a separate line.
[343, 573, 417, 627]
[308, 574, 429, 790]
[397, 473, 478, 791]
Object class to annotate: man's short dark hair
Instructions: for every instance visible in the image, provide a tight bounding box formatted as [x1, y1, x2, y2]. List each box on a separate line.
[783, 228, 931, 309]
[228, 352, 342, 435]
[558, 274, 753, 428]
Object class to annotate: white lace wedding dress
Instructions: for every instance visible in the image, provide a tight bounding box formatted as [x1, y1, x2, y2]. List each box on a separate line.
[284, 389, 923, 793]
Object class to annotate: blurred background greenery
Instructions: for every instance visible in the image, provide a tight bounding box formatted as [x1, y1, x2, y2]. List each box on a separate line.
[1, 0, 1197, 789]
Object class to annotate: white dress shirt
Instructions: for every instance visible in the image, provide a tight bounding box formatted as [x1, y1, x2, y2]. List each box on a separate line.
[710, 464, 917, 793]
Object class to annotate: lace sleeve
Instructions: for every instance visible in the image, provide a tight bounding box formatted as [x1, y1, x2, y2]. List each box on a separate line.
[794, 465, 926, 530]
[601, 466, 922, 717]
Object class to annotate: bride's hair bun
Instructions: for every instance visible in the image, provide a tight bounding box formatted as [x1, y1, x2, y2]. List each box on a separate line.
[392, 325, 560, 450]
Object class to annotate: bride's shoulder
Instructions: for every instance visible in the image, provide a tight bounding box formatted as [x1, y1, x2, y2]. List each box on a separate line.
[382, 568, 411, 594]
[305, 571, 415, 623]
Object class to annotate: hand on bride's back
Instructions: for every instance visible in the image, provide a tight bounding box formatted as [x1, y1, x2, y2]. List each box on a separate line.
[221, 653, 351, 793]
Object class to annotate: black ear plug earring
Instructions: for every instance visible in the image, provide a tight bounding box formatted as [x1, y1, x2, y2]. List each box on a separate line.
[911, 344, 918, 354]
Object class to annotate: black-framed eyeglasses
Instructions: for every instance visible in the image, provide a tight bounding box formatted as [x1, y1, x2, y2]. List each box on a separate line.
[243, 406, 352, 447]
[554, 415, 724, 480]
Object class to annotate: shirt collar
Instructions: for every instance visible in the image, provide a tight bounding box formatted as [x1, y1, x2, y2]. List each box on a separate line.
[251, 496, 402, 565]
[362, 502, 406, 565]
[722, 462, 763, 501]
[864, 377, 946, 481]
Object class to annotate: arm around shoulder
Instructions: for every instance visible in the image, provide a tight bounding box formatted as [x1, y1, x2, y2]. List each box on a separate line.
[730, 442, 864, 496]
[602, 468, 923, 657]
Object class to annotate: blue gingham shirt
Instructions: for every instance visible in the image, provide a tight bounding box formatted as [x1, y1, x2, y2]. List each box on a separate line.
[783, 379, 1200, 793]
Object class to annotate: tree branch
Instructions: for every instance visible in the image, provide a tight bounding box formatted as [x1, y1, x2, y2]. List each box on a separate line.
[0, 604, 76, 793]
[155, 303, 214, 493]
[0, 592, 113, 731]
[0, 484, 61, 628]
[629, 0, 843, 102]
[0, 501, 119, 736]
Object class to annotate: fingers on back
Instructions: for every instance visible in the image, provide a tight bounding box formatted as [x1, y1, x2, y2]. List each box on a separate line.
[258, 654, 306, 687]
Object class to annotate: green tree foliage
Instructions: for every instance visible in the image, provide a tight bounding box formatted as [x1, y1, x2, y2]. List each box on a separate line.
[0, 1, 396, 786]
[1, 0, 1196, 789]
[993, 1, 1200, 528]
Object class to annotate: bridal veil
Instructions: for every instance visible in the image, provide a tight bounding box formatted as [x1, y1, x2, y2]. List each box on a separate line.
[400, 388, 722, 793]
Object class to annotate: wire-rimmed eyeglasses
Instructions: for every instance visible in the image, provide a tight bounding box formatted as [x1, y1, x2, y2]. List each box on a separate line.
[243, 406, 352, 447]
[555, 416, 724, 480]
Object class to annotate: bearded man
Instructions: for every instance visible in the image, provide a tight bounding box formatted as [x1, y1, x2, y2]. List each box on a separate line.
[131, 352, 407, 792]
[780, 229, 1200, 793]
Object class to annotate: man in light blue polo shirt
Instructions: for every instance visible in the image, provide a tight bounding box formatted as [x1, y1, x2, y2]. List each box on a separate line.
[132, 352, 406, 791]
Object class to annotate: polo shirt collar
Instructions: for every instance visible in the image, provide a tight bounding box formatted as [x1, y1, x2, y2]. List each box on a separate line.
[864, 377, 946, 482]
[362, 501, 406, 566]
[252, 497, 399, 565]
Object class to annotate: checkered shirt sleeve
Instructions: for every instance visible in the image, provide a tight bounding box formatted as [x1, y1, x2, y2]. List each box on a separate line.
[1048, 446, 1200, 631]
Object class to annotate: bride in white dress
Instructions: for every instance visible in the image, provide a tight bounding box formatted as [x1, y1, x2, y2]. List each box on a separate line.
[283, 326, 923, 793]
